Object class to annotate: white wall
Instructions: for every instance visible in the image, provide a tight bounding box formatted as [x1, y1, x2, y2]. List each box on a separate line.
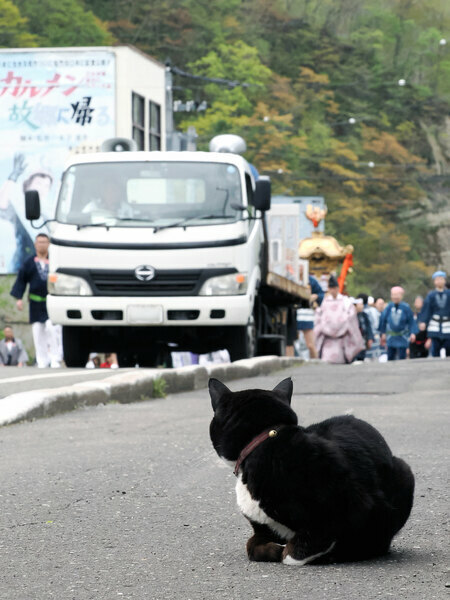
[114, 46, 166, 150]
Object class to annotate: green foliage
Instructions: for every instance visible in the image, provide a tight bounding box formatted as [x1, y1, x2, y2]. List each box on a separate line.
[0, 0, 37, 47]
[152, 377, 167, 399]
[0, 275, 28, 326]
[13, 0, 112, 46]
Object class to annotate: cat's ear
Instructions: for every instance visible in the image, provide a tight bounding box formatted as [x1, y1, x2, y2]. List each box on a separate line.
[209, 378, 231, 411]
[273, 378, 293, 405]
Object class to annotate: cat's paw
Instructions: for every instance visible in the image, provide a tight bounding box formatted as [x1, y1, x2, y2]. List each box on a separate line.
[247, 541, 284, 562]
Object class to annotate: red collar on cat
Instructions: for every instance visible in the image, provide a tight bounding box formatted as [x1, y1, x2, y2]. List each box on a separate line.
[234, 425, 286, 476]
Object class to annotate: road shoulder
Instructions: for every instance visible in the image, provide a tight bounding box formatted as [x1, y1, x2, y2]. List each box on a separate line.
[0, 356, 304, 426]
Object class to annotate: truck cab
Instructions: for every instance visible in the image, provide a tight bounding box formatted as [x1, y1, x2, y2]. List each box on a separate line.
[29, 150, 276, 366]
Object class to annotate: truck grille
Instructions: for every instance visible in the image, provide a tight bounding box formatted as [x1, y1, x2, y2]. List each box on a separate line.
[89, 269, 202, 296]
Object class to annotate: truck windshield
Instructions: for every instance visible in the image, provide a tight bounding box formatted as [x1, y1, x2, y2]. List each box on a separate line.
[56, 161, 243, 228]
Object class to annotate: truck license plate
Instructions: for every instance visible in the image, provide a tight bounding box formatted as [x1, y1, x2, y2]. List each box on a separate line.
[127, 305, 163, 324]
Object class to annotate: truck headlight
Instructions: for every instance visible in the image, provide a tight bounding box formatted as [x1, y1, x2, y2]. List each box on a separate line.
[48, 273, 92, 296]
[199, 273, 248, 296]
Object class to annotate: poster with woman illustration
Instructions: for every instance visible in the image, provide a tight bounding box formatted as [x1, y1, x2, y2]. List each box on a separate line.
[0, 48, 116, 273]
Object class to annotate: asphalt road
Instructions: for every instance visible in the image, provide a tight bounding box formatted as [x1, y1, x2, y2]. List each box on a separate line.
[0, 359, 448, 600]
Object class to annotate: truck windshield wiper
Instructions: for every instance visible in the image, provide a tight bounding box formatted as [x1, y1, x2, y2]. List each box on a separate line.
[153, 214, 236, 233]
[76, 217, 154, 229]
[76, 222, 113, 230]
[115, 217, 155, 223]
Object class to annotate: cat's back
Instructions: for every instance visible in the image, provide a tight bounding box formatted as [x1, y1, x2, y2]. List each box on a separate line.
[305, 414, 394, 464]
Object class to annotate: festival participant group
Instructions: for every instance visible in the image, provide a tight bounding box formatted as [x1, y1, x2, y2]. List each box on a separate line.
[295, 270, 450, 364]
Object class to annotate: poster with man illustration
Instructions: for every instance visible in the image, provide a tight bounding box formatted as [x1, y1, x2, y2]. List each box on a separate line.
[0, 49, 116, 273]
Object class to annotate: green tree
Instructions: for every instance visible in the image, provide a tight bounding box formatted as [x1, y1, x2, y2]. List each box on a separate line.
[0, 0, 37, 47]
[14, 0, 112, 46]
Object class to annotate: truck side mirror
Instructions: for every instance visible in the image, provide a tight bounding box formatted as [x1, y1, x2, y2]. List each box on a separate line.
[253, 179, 271, 212]
[25, 190, 41, 221]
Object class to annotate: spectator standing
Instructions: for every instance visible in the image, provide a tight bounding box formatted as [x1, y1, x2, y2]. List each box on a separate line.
[419, 271, 450, 358]
[353, 298, 374, 361]
[357, 293, 379, 359]
[375, 297, 386, 314]
[409, 296, 429, 359]
[10, 233, 62, 368]
[358, 294, 380, 334]
[295, 274, 324, 359]
[314, 276, 365, 364]
[0, 326, 28, 366]
[100, 353, 119, 369]
[85, 352, 101, 369]
[379, 286, 416, 361]
[374, 296, 387, 360]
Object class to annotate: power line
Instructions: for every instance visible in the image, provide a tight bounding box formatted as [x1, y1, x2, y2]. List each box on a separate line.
[170, 64, 259, 89]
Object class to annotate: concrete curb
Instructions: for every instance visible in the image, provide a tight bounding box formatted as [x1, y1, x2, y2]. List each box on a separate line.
[0, 356, 304, 426]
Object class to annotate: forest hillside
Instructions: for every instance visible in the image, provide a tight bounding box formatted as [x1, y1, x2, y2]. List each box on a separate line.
[2, 0, 450, 298]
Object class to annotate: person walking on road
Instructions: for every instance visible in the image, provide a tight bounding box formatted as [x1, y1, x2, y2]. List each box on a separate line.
[10, 233, 62, 368]
[409, 296, 429, 359]
[353, 298, 374, 362]
[418, 271, 450, 358]
[357, 293, 379, 359]
[314, 275, 365, 364]
[0, 326, 28, 367]
[379, 286, 416, 361]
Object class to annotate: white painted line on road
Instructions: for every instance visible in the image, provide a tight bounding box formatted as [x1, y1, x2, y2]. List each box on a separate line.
[0, 369, 131, 385]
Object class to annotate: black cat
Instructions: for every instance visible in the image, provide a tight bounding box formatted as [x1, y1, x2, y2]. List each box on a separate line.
[209, 377, 414, 565]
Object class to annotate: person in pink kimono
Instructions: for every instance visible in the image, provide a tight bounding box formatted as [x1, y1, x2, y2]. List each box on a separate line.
[314, 275, 365, 363]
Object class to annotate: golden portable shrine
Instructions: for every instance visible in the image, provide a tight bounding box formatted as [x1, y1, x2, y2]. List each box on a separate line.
[299, 204, 354, 292]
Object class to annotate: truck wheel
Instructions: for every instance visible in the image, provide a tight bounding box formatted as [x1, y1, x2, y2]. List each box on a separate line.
[226, 316, 257, 362]
[62, 326, 90, 368]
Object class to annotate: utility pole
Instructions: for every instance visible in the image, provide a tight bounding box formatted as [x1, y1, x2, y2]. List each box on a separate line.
[165, 59, 174, 150]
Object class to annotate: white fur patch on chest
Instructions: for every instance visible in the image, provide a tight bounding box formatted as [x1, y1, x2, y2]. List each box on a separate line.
[235, 475, 295, 541]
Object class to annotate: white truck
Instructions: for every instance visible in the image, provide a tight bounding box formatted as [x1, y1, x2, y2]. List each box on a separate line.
[25, 146, 310, 367]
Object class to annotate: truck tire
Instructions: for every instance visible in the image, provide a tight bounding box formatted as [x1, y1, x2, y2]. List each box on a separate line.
[62, 326, 91, 368]
[225, 316, 257, 362]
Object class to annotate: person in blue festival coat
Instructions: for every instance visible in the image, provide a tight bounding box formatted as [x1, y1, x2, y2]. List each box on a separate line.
[379, 286, 417, 361]
[10, 233, 61, 368]
[296, 273, 324, 359]
[418, 271, 450, 358]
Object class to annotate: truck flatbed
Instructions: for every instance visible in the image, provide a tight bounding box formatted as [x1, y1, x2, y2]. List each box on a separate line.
[262, 272, 311, 305]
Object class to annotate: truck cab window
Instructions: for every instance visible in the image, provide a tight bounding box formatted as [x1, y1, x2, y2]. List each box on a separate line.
[56, 161, 246, 227]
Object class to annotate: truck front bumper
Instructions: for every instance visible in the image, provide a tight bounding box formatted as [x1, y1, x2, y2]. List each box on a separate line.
[47, 294, 253, 327]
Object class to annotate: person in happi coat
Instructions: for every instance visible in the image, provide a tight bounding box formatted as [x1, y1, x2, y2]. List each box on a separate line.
[379, 286, 417, 361]
[314, 275, 365, 364]
[418, 271, 450, 358]
[356, 293, 380, 359]
[10, 233, 62, 368]
[353, 297, 374, 361]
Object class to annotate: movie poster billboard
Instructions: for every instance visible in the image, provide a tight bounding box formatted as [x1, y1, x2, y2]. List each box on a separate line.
[0, 49, 116, 273]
